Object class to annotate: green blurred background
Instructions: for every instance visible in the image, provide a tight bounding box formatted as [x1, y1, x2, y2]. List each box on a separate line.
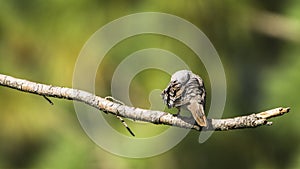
[0, 0, 300, 169]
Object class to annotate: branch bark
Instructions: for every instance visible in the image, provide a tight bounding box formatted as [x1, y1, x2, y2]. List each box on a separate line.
[0, 74, 290, 131]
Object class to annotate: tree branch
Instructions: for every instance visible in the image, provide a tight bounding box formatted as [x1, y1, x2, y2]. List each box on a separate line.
[0, 74, 290, 131]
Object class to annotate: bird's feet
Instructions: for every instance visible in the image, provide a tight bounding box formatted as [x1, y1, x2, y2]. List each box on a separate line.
[173, 113, 184, 120]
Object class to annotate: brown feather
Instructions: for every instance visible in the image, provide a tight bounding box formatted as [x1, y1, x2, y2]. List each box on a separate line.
[187, 99, 207, 127]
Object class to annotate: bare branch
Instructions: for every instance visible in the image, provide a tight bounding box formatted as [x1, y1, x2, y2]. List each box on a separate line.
[0, 74, 290, 131]
[251, 10, 300, 42]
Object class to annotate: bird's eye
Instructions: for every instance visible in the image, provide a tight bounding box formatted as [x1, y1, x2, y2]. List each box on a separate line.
[171, 81, 178, 87]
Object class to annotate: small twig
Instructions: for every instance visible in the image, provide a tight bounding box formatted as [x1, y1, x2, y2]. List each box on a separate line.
[0, 74, 290, 131]
[115, 116, 135, 137]
[105, 96, 135, 136]
[43, 95, 54, 105]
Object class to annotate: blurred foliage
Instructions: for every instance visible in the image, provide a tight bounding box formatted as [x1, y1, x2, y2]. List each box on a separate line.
[0, 0, 300, 169]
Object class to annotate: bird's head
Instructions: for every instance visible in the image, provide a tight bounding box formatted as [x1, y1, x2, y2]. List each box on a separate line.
[170, 70, 191, 85]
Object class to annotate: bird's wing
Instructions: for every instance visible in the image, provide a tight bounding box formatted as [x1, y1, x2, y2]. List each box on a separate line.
[193, 74, 206, 108]
[187, 99, 207, 127]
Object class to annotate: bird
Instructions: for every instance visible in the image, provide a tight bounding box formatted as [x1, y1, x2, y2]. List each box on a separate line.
[161, 70, 207, 127]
